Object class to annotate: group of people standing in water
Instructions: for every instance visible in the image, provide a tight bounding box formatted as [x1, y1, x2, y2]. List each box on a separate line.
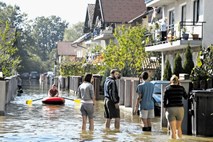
[49, 69, 187, 140]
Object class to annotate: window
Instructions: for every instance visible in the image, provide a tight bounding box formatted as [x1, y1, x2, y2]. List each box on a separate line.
[181, 5, 187, 23]
[193, 0, 200, 23]
[169, 10, 175, 30]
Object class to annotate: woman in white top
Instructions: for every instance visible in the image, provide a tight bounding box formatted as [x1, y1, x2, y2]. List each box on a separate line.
[78, 73, 95, 131]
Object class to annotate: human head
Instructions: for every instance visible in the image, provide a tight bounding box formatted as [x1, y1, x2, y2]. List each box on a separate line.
[110, 69, 120, 79]
[170, 75, 179, 85]
[141, 71, 149, 81]
[52, 84, 57, 90]
[84, 73, 93, 83]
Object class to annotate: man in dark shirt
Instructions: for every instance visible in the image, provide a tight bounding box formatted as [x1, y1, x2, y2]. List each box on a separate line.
[104, 69, 120, 130]
[48, 84, 59, 97]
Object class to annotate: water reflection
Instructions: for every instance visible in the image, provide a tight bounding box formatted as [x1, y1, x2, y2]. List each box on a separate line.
[0, 80, 212, 141]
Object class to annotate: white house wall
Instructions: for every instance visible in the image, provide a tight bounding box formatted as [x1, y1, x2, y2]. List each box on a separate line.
[203, 0, 213, 47]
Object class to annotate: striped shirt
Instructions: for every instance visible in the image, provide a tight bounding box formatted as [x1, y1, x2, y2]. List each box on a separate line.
[163, 85, 188, 108]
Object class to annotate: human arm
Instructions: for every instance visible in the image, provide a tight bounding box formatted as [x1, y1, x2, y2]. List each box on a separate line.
[111, 81, 119, 108]
[163, 88, 168, 109]
[110, 81, 119, 104]
[77, 87, 81, 99]
[182, 86, 188, 99]
[133, 93, 142, 115]
[90, 84, 96, 105]
[55, 90, 59, 97]
[48, 89, 51, 97]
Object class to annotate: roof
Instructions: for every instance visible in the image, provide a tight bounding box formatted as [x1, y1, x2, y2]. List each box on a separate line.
[57, 41, 81, 56]
[128, 11, 147, 24]
[84, 4, 95, 33]
[88, 4, 95, 27]
[98, 0, 146, 23]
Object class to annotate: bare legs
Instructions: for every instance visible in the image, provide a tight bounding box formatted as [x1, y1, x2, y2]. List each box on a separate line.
[169, 120, 183, 139]
[105, 118, 120, 130]
[82, 116, 94, 131]
[176, 120, 182, 139]
[82, 116, 87, 131]
[89, 118, 94, 131]
[115, 118, 120, 130]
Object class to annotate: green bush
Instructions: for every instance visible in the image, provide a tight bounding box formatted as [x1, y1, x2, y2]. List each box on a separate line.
[183, 45, 194, 75]
[163, 59, 172, 81]
[173, 53, 183, 77]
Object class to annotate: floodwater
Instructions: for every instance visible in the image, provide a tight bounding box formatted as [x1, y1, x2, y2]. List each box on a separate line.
[0, 80, 212, 142]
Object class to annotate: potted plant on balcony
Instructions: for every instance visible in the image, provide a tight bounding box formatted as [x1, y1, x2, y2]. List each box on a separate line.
[191, 26, 199, 40]
[182, 27, 189, 40]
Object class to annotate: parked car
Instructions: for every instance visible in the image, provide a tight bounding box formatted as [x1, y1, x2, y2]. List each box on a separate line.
[29, 71, 39, 79]
[47, 71, 54, 78]
[151, 80, 169, 116]
[21, 72, 30, 79]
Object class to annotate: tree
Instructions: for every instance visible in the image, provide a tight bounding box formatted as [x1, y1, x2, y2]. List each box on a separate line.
[31, 16, 68, 60]
[0, 20, 20, 76]
[0, 2, 27, 74]
[183, 45, 194, 75]
[103, 25, 147, 76]
[173, 53, 183, 76]
[163, 59, 172, 81]
[63, 22, 84, 42]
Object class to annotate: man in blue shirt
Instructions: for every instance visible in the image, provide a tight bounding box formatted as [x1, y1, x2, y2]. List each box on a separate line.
[134, 71, 155, 131]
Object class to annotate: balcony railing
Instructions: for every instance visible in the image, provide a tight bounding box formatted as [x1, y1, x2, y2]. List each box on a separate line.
[93, 26, 113, 37]
[145, 21, 205, 47]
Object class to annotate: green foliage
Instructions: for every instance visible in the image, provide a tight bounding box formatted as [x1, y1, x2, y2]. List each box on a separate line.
[31, 16, 68, 61]
[183, 45, 194, 75]
[0, 2, 68, 74]
[60, 61, 103, 76]
[103, 25, 147, 76]
[173, 53, 183, 76]
[163, 59, 172, 81]
[191, 45, 213, 81]
[0, 20, 20, 76]
[63, 22, 84, 42]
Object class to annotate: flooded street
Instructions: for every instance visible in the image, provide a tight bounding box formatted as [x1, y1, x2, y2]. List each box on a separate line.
[0, 80, 212, 142]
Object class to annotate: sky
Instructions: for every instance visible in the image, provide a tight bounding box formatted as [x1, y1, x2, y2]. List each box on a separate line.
[1, 0, 95, 26]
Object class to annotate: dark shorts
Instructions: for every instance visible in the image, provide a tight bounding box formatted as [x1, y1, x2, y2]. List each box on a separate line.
[80, 103, 94, 119]
[104, 98, 120, 119]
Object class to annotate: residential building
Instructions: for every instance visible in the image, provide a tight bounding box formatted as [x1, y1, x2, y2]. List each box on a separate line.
[57, 41, 82, 64]
[83, 0, 146, 48]
[143, 0, 213, 79]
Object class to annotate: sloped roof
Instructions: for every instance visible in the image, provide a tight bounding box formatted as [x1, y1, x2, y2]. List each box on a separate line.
[99, 0, 146, 23]
[88, 4, 95, 27]
[57, 41, 81, 56]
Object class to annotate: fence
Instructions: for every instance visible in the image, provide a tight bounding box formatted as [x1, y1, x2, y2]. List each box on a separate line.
[0, 76, 18, 115]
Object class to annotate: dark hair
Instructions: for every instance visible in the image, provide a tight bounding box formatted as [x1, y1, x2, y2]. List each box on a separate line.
[141, 71, 149, 80]
[110, 69, 118, 74]
[84, 73, 92, 83]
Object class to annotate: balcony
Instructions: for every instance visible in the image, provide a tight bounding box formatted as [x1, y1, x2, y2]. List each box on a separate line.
[144, 0, 174, 7]
[145, 21, 205, 52]
[93, 26, 114, 41]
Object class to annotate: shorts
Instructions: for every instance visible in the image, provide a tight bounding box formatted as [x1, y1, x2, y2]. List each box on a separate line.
[104, 98, 120, 119]
[165, 107, 184, 122]
[80, 103, 94, 119]
[139, 109, 155, 119]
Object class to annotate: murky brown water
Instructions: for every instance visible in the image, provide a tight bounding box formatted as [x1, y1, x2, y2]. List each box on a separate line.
[0, 80, 212, 141]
